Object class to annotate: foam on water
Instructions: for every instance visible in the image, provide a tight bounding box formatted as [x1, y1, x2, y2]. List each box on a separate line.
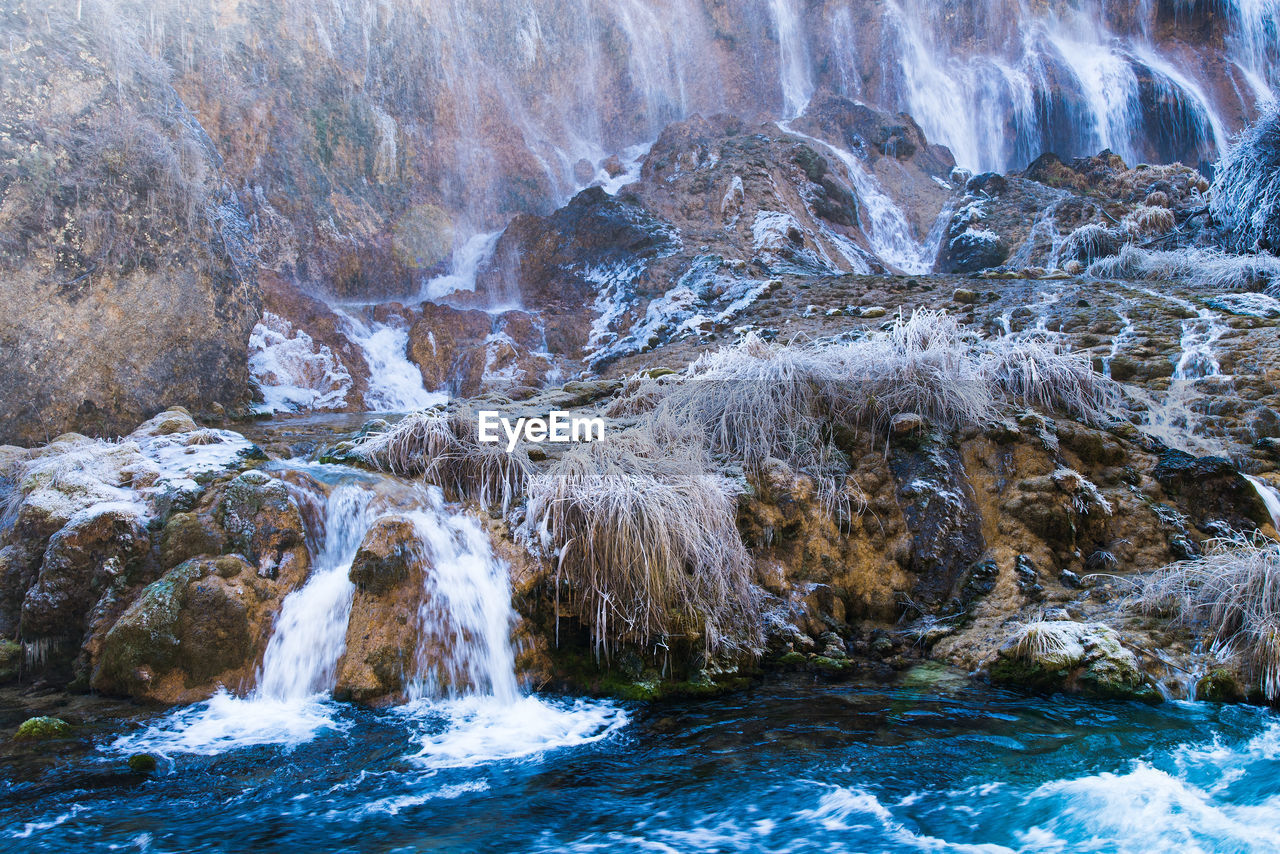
[400, 695, 628, 770]
[110, 690, 351, 758]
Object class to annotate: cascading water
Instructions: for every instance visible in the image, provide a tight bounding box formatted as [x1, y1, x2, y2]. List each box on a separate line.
[779, 122, 940, 274]
[1118, 284, 1234, 455]
[391, 494, 627, 769]
[254, 483, 380, 701]
[111, 465, 625, 762]
[1245, 475, 1280, 532]
[867, 0, 1267, 172]
[334, 310, 449, 412]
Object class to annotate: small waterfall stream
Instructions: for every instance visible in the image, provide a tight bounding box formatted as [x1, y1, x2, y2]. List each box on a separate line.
[334, 310, 449, 412]
[254, 483, 377, 701]
[1245, 475, 1280, 532]
[112, 463, 625, 761]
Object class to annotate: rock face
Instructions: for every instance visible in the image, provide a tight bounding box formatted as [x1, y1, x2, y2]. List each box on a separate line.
[336, 515, 427, 703]
[471, 106, 955, 370]
[0, 15, 259, 444]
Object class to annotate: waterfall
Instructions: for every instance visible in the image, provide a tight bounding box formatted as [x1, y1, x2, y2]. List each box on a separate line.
[779, 122, 936, 274]
[1245, 475, 1280, 533]
[111, 464, 626, 760]
[420, 230, 503, 302]
[401, 505, 521, 703]
[865, 0, 1271, 172]
[335, 309, 448, 412]
[254, 483, 378, 700]
[770, 0, 812, 119]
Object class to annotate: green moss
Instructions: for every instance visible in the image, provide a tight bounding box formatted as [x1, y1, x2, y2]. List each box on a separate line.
[0, 639, 20, 683]
[15, 716, 71, 740]
[1196, 669, 1243, 703]
[810, 656, 857, 674]
[127, 753, 158, 774]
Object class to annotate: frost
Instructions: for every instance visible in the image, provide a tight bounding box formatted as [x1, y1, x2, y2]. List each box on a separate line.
[249, 312, 352, 414]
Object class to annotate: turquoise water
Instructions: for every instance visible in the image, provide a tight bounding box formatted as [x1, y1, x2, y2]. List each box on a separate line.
[3, 674, 1279, 853]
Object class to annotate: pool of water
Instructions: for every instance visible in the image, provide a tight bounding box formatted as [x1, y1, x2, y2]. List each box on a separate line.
[3, 673, 1278, 853]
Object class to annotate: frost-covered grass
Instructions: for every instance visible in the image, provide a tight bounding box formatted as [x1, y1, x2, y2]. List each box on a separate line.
[1133, 534, 1280, 700]
[355, 408, 531, 512]
[1123, 204, 1176, 237]
[1089, 244, 1280, 292]
[645, 333, 856, 513]
[1058, 223, 1122, 266]
[525, 425, 760, 657]
[981, 333, 1121, 425]
[1211, 102, 1280, 255]
[618, 311, 1120, 455]
[1006, 620, 1089, 669]
[826, 309, 996, 433]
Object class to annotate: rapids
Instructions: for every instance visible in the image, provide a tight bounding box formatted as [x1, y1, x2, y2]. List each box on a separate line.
[4, 675, 1280, 852]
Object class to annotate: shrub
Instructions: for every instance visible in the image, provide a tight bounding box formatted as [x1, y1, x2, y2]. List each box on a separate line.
[1132, 534, 1280, 700]
[355, 407, 530, 512]
[1211, 102, 1280, 255]
[525, 425, 761, 657]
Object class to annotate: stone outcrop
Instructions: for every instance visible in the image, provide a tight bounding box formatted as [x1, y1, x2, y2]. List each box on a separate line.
[335, 515, 427, 703]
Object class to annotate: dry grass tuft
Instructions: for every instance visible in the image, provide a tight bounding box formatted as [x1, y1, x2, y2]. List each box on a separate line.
[1058, 223, 1122, 266]
[1132, 533, 1280, 700]
[981, 333, 1121, 424]
[825, 309, 996, 433]
[355, 407, 531, 512]
[1088, 244, 1280, 291]
[1006, 620, 1088, 669]
[525, 425, 761, 657]
[1124, 204, 1176, 237]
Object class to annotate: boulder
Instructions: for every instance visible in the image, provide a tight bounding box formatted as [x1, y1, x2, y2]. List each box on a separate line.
[91, 555, 280, 703]
[1153, 449, 1272, 532]
[337, 516, 429, 703]
[19, 504, 150, 663]
[990, 620, 1159, 701]
[350, 515, 421, 594]
[216, 470, 306, 579]
[406, 302, 494, 392]
[14, 716, 71, 740]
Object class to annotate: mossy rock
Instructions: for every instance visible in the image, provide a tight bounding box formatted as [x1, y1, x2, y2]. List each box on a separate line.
[127, 753, 158, 774]
[15, 716, 71, 740]
[989, 658, 1072, 693]
[160, 512, 227, 569]
[0, 639, 20, 683]
[1196, 669, 1244, 703]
